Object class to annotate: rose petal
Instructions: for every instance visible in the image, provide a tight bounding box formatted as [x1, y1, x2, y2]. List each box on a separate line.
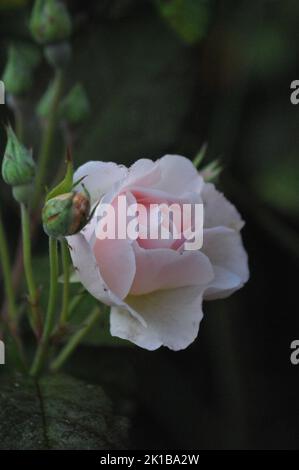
[66, 233, 112, 304]
[93, 238, 136, 300]
[73, 161, 128, 205]
[130, 244, 214, 295]
[204, 266, 242, 300]
[110, 285, 204, 350]
[154, 155, 203, 195]
[202, 183, 244, 230]
[125, 159, 161, 188]
[202, 227, 249, 299]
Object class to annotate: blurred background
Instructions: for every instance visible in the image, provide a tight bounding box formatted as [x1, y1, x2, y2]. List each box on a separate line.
[0, 0, 299, 450]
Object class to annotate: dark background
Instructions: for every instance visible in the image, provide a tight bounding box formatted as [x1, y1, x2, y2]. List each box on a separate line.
[0, 0, 299, 450]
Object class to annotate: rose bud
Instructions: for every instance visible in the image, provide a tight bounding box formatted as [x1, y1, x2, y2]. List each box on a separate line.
[2, 127, 36, 204]
[59, 83, 90, 126]
[42, 191, 90, 238]
[2, 45, 33, 96]
[29, 0, 72, 45]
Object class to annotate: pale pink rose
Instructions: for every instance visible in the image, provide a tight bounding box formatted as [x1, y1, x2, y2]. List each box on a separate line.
[67, 155, 249, 350]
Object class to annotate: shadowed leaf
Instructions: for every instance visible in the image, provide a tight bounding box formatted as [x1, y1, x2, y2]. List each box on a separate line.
[0, 373, 129, 450]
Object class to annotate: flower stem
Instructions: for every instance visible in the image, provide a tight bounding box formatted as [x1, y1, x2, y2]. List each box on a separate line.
[0, 209, 17, 324]
[30, 237, 59, 377]
[33, 69, 64, 208]
[60, 238, 70, 325]
[21, 203, 42, 337]
[68, 288, 85, 317]
[50, 306, 101, 373]
[9, 95, 25, 142]
[14, 101, 25, 142]
[0, 209, 27, 369]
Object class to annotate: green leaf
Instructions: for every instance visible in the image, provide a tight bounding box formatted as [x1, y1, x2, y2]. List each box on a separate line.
[0, 373, 129, 449]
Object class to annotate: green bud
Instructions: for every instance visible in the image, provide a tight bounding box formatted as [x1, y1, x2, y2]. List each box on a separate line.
[29, 0, 72, 45]
[42, 191, 90, 238]
[2, 45, 33, 96]
[1, 127, 36, 205]
[36, 79, 57, 119]
[59, 83, 90, 125]
[2, 127, 35, 187]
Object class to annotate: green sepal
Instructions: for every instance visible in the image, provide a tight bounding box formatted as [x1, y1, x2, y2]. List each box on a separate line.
[193, 142, 208, 169]
[46, 152, 73, 202]
[201, 159, 223, 182]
